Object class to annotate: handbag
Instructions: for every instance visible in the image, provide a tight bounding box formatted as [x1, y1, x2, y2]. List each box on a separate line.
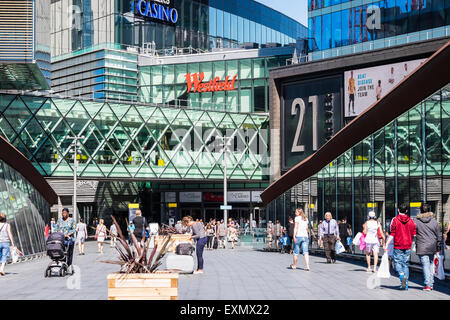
[377, 224, 383, 239]
[353, 232, 362, 246]
[10, 246, 20, 263]
[433, 253, 445, 280]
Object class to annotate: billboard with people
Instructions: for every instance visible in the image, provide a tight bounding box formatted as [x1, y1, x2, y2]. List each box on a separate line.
[344, 58, 426, 118]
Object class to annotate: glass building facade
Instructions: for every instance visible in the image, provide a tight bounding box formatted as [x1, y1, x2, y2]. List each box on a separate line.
[51, 0, 307, 57]
[268, 84, 450, 235]
[0, 161, 51, 257]
[139, 52, 292, 112]
[308, 0, 450, 60]
[0, 94, 269, 181]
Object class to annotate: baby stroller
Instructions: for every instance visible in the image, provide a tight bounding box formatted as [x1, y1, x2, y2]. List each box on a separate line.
[44, 232, 70, 277]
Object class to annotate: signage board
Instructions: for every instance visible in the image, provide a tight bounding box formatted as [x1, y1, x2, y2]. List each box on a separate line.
[282, 75, 342, 170]
[132, 0, 178, 24]
[344, 58, 425, 117]
[128, 203, 140, 223]
[179, 192, 202, 203]
[185, 72, 237, 93]
[168, 203, 177, 208]
[251, 191, 263, 203]
[220, 205, 232, 210]
[164, 192, 176, 203]
[227, 191, 250, 203]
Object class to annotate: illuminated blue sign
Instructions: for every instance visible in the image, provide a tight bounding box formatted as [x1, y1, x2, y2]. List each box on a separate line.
[132, 0, 178, 24]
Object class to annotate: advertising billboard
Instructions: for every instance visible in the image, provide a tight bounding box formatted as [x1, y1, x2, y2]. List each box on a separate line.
[282, 75, 342, 170]
[344, 58, 426, 118]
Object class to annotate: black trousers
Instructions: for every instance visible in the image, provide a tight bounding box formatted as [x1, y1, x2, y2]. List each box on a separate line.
[323, 234, 336, 262]
[66, 242, 74, 266]
[207, 236, 214, 248]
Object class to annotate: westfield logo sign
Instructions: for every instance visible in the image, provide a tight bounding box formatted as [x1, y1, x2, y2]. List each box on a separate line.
[185, 72, 237, 93]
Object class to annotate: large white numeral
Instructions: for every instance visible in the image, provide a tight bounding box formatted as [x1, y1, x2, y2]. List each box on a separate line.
[291, 98, 305, 153]
[290, 96, 319, 153]
[310, 95, 318, 151]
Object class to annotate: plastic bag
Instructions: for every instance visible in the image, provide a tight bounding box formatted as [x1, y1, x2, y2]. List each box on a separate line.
[10, 246, 20, 263]
[433, 253, 445, 280]
[335, 240, 345, 255]
[346, 236, 353, 246]
[377, 253, 391, 278]
[353, 232, 362, 246]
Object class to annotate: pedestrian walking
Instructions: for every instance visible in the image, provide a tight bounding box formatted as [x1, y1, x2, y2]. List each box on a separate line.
[339, 217, 350, 252]
[273, 220, 282, 249]
[50, 218, 56, 233]
[319, 212, 340, 263]
[444, 222, 450, 248]
[291, 209, 312, 271]
[132, 210, 147, 245]
[75, 218, 88, 255]
[206, 223, 215, 250]
[55, 208, 75, 271]
[229, 222, 238, 249]
[0, 213, 22, 276]
[384, 204, 416, 290]
[109, 222, 118, 247]
[217, 220, 227, 248]
[127, 221, 135, 245]
[414, 203, 441, 291]
[347, 223, 353, 253]
[183, 216, 207, 274]
[95, 219, 107, 254]
[363, 211, 385, 273]
[287, 216, 295, 254]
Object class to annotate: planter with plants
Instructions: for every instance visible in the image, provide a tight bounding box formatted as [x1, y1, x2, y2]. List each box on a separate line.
[102, 217, 178, 300]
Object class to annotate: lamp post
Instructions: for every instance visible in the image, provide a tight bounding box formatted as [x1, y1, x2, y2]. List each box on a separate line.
[67, 135, 85, 223]
[207, 135, 234, 225]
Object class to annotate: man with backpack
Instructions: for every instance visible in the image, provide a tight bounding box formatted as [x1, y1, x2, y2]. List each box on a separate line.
[414, 203, 441, 291]
[384, 203, 416, 290]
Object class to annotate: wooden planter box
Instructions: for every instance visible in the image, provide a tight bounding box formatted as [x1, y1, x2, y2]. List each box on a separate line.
[154, 234, 192, 253]
[107, 272, 179, 300]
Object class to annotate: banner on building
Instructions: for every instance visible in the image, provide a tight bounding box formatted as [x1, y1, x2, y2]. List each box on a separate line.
[344, 58, 426, 118]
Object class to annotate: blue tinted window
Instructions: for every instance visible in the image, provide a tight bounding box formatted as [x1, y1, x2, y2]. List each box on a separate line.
[209, 7, 216, 37]
[256, 23, 262, 44]
[231, 14, 238, 40]
[224, 12, 230, 39]
[332, 10, 342, 47]
[341, 9, 350, 46]
[384, 0, 398, 37]
[309, 16, 321, 50]
[322, 13, 332, 49]
[244, 18, 249, 42]
[262, 25, 267, 44]
[217, 9, 224, 37]
[238, 16, 244, 43]
[250, 21, 255, 43]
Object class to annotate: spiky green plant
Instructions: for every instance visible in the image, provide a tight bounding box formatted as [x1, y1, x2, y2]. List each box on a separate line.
[100, 215, 171, 274]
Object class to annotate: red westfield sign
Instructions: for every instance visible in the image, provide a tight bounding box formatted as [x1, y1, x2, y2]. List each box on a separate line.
[185, 72, 237, 93]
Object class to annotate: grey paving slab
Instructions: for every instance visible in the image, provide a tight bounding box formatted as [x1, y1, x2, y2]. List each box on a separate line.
[0, 242, 449, 300]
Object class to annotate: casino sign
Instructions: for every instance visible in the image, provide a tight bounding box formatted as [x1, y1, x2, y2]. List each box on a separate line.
[131, 0, 178, 24]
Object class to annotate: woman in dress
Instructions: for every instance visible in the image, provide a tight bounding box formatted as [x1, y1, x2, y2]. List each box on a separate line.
[205, 223, 215, 250]
[95, 219, 107, 254]
[229, 222, 238, 249]
[75, 218, 88, 255]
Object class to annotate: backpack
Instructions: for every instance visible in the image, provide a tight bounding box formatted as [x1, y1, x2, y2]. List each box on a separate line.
[175, 242, 194, 255]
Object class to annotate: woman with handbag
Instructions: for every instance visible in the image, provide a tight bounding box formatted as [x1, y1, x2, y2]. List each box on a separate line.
[0, 212, 22, 275]
[363, 211, 385, 272]
[95, 219, 107, 254]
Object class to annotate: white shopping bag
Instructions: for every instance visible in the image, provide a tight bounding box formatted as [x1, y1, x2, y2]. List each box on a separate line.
[377, 253, 391, 278]
[352, 232, 362, 246]
[433, 253, 445, 281]
[10, 246, 19, 263]
[335, 240, 345, 255]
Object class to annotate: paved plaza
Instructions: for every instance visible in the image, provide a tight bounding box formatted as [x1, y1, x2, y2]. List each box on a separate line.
[0, 241, 449, 300]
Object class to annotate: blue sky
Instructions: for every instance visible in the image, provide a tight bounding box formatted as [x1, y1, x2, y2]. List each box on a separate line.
[255, 0, 308, 26]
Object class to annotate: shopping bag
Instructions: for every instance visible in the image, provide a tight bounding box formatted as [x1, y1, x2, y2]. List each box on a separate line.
[335, 240, 345, 255]
[433, 253, 445, 281]
[346, 236, 353, 246]
[377, 253, 391, 278]
[359, 233, 366, 251]
[10, 246, 20, 263]
[353, 232, 362, 246]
